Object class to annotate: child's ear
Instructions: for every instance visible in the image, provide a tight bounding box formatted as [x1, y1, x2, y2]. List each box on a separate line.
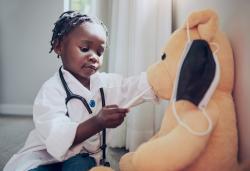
[53, 39, 62, 56]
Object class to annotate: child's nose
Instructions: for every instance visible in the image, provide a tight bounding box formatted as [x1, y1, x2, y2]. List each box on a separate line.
[88, 52, 98, 62]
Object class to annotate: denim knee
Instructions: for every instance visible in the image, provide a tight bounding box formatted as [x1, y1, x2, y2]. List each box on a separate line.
[28, 162, 62, 171]
[62, 153, 96, 171]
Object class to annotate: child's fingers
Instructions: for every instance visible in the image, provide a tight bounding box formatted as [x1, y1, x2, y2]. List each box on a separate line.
[104, 106, 129, 114]
[111, 108, 129, 113]
[109, 112, 127, 122]
[101, 111, 126, 128]
[105, 105, 129, 112]
[113, 117, 125, 127]
[105, 104, 118, 108]
[110, 113, 126, 126]
[116, 108, 129, 113]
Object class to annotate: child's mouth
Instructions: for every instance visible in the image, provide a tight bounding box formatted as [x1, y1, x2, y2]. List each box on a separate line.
[85, 65, 97, 71]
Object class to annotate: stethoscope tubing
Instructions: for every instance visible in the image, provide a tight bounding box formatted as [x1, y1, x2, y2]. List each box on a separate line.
[58, 66, 109, 165]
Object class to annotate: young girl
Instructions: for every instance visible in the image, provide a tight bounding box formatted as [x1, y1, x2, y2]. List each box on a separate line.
[4, 10, 156, 171]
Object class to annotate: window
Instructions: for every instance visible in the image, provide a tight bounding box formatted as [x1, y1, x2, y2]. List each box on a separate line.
[70, 0, 92, 13]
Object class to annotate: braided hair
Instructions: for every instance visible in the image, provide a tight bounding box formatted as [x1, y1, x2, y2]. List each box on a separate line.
[49, 10, 108, 57]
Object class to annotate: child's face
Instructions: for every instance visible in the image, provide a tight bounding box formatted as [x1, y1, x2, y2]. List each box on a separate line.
[57, 22, 106, 80]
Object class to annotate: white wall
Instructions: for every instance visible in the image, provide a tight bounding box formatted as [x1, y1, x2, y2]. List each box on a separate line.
[172, 0, 236, 31]
[0, 0, 63, 115]
[173, 0, 250, 162]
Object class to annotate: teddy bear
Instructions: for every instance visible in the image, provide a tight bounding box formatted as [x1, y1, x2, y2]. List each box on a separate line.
[91, 9, 250, 171]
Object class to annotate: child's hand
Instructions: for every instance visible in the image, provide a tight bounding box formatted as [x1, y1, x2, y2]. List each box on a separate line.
[96, 105, 129, 129]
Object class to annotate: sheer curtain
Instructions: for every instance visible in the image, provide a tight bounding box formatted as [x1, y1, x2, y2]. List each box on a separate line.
[107, 0, 172, 151]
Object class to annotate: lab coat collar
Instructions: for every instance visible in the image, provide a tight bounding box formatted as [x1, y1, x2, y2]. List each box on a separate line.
[60, 67, 104, 98]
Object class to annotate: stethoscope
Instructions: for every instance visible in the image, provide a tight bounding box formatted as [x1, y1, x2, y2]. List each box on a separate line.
[59, 66, 110, 166]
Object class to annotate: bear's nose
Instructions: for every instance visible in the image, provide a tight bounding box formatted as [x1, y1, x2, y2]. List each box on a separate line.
[161, 53, 166, 60]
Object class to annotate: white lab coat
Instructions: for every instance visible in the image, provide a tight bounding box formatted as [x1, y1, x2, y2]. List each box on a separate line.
[4, 68, 157, 171]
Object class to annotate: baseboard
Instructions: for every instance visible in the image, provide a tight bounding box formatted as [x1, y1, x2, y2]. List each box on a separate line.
[0, 104, 32, 115]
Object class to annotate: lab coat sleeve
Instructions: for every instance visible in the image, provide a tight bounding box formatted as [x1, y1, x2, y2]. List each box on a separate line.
[105, 72, 158, 107]
[33, 83, 80, 161]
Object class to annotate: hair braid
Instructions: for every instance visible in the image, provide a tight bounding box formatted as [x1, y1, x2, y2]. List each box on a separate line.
[49, 10, 108, 57]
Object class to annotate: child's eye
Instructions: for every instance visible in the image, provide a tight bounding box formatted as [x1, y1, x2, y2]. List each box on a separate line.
[80, 47, 89, 52]
[97, 50, 103, 57]
[97, 48, 104, 57]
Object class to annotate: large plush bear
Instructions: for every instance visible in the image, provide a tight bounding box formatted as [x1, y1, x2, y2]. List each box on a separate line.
[91, 9, 250, 171]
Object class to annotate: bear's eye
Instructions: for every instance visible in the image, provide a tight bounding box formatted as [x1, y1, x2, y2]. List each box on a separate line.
[161, 53, 166, 60]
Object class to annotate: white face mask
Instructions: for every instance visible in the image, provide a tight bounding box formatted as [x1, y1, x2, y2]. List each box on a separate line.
[170, 21, 220, 136]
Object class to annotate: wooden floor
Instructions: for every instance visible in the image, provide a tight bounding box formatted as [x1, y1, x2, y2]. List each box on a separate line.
[0, 115, 127, 171]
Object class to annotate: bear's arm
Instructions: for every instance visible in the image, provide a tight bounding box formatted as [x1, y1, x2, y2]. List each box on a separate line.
[130, 100, 219, 171]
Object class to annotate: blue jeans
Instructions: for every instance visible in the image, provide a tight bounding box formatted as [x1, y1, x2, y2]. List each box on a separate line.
[29, 153, 96, 171]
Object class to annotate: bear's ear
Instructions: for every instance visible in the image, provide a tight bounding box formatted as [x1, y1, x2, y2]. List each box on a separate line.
[185, 9, 219, 42]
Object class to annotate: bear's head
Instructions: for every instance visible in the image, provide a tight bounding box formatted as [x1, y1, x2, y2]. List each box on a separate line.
[147, 9, 234, 103]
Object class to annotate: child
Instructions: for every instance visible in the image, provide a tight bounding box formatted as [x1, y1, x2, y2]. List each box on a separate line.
[4, 10, 156, 171]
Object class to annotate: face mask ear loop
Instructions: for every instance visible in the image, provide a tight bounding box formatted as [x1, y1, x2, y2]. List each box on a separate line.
[186, 19, 191, 43]
[210, 42, 220, 55]
[172, 99, 213, 136]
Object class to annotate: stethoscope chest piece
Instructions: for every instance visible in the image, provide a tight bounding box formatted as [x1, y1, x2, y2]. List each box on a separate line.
[89, 99, 96, 108]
